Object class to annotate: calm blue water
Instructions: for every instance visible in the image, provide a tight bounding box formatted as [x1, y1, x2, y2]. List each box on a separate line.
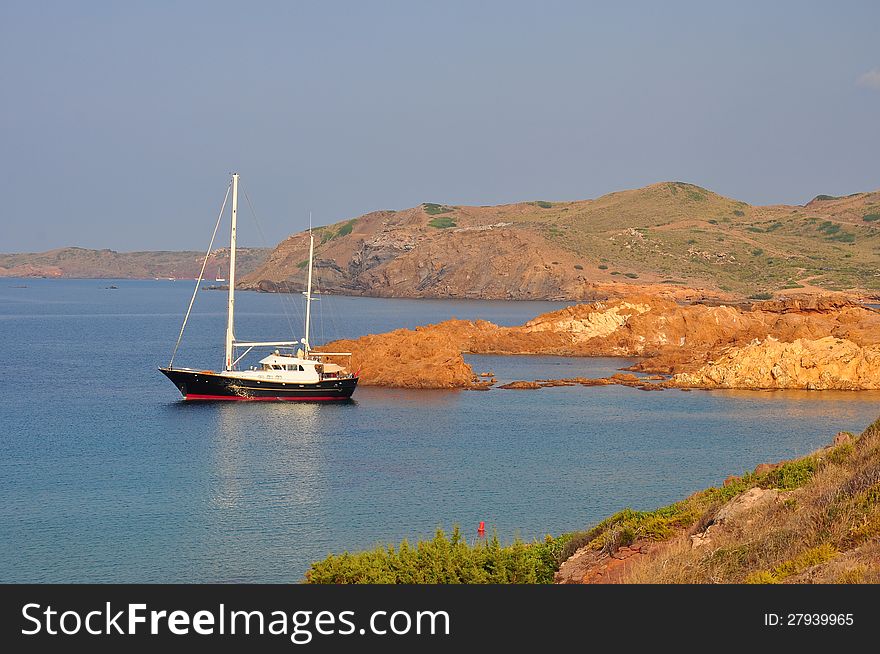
[1, 278, 878, 582]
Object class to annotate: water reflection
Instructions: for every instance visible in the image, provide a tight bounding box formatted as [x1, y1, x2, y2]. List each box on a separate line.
[209, 401, 340, 513]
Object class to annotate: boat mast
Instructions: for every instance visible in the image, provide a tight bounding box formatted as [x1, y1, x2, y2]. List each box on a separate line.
[225, 173, 239, 370]
[303, 227, 314, 356]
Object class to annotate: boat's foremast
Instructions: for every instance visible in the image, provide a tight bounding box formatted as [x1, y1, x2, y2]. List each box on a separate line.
[303, 229, 314, 357]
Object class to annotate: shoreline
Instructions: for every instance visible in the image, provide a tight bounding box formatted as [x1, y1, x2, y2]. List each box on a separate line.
[305, 416, 880, 584]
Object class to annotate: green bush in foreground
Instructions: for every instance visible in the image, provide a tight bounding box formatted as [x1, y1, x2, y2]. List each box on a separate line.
[306, 526, 570, 584]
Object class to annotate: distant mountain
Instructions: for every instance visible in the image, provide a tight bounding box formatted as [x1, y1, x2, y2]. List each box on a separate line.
[240, 182, 880, 300]
[0, 246, 270, 280]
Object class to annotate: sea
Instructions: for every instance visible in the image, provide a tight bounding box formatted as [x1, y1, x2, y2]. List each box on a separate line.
[1, 278, 878, 582]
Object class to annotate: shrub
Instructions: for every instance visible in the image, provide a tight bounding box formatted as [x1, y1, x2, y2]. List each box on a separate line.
[598, 264, 608, 270]
[812, 194, 840, 201]
[336, 220, 356, 238]
[534, 201, 553, 209]
[746, 544, 837, 584]
[733, 209, 745, 217]
[745, 570, 779, 584]
[751, 248, 764, 257]
[574, 264, 583, 270]
[423, 203, 452, 216]
[749, 292, 773, 300]
[624, 272, 639, 279]
[296, 260, 308, 269]
[428, 216, 457, 229]
[864, 213, 880, 222]
[305, 527, 567, 584]
[611, 271, 621, 276]
[759, 457, 818, 490]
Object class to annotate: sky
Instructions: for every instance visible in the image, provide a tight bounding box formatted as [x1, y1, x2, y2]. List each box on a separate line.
[1, 0, 879, 252]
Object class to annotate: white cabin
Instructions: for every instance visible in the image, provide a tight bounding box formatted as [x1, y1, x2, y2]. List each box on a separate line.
[220, 351, 348, 383]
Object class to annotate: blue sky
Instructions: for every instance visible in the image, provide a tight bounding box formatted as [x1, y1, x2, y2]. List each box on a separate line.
[1, 1, 878, 251]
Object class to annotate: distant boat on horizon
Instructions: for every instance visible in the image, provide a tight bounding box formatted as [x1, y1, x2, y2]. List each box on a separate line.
[159, 173, 359, 402]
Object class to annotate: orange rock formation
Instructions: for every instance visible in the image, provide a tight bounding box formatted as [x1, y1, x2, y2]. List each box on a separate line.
[324, 295, 880, 391]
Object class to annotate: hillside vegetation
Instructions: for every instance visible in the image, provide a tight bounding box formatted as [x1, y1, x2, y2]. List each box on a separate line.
[243, 182, 880, 299]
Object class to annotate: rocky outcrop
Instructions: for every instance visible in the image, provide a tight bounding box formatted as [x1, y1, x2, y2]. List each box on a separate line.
[690, 487, 783, 549]
[322, 324, 483, 389]
[321, 295, 880, 390]
[672, 336, 880, 390]
[497, 373, 670, 391]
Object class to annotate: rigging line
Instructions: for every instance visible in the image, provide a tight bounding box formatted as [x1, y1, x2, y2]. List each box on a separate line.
[311, 249, 342, 344]
[241, 184, 302, 344]
[169, 181, 231, 368]
[242, 188, 301, 333]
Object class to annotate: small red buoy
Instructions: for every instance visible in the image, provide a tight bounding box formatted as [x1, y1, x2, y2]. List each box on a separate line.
[477, 521, 486, 537]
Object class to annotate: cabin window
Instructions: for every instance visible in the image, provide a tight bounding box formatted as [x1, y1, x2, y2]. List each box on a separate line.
[272, 365, 282, 370]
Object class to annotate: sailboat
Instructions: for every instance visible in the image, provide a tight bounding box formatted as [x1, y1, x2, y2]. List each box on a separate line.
[159, 173, 359, 401]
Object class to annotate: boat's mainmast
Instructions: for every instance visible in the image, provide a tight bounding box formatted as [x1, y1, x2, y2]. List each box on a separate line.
[303, 229, 314, 356]
[225, 173, 239, 370]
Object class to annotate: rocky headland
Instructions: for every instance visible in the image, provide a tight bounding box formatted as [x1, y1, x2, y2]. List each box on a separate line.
[323, 295, 880, 391]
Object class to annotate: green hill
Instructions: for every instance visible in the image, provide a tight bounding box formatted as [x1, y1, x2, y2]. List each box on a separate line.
[243, 182, 880, 299]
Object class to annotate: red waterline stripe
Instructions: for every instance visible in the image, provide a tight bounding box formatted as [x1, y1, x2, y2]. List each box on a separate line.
[185, 394, 342, 401]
